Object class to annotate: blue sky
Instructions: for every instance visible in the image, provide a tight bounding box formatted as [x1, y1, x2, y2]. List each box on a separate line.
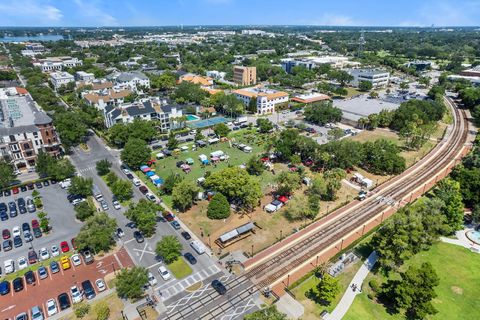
[0, 0, 479, 27]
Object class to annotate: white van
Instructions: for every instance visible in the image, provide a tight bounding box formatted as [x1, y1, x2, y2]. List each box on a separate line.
[190, 240, 206, 255]
[133, 178, 141, 187]
[147, 272, 157, 286]
[60, 178, 71, 189]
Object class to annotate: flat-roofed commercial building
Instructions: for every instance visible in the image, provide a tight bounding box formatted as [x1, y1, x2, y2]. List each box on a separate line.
[233, 86, 288, 115]
[348, 69, 390, 88]
[233, 66, 257, 86]
[0, 87, 61, 170]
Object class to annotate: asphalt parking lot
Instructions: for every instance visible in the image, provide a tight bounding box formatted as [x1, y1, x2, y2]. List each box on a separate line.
[0, 183, 82, 270]
[0, 247, 133, 320]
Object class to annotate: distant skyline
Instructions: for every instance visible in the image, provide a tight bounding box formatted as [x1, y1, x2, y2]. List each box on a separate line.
[0, 0, 479, 27]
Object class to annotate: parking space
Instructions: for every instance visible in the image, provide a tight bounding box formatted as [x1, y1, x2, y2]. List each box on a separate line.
[0, 247, 133, 319]
[0, 182, 82, 269]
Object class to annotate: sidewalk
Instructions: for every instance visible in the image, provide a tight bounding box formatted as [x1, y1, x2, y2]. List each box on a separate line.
[324, 251, 378, 320]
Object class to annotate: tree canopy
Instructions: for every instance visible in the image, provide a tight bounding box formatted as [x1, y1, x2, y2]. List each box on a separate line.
[124, 199, 162, 237]
[155, 235, 183, 264]
[172, 180, 200, 212]
[0, 160, 14, 189]
[120, 138, 151, 169]
[207, 193, 231, 219]
[116, 267, 149, 300]
[75, 212, 117, 253]
[303, 101, 342, 126]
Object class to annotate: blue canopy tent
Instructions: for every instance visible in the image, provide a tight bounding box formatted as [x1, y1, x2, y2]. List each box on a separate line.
[146, 171, 156, 177]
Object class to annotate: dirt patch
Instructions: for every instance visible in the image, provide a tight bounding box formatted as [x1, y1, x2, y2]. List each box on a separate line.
[186, 281, 203, 292]
[451, 286, 463, 295]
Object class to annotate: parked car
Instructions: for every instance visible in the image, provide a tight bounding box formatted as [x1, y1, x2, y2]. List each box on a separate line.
[38, 266, 48, 280]
[32, 227, 42, 238]
[60, 241, 70, 253]
[2, 229, 10, 239]
[134, 231, 144, 243]
[13, 277, 24, 292]
[211, 279, 227, 295]
[50, 261, 60, 274]
[158, 266, 171, 281]
[112, 198, 121, 210]
[0, 280, 11, 295]
[18, 256, 28, 270]
[71, 254, 82, 266]
[95, 279, 106, 292]
[81, 250, 94, 264]
[181, 231, 191, 240]
[116, 228, 125, 238]
[25, 270, 36, 285]
[163, 212, 175, 222]
[35, 182, 43, 189]
[146, 193, 156, 202]
[81, 280, 96, 299]
[147, 272, 157, 286]
[184, 252, 197, 265]
[13, 235, 22, 248]
[39, 247, 50, 260]
[12, 226, 21, 238]
[58, 293, 71, 310]
[31, 306, 44, 320]
[170, 221, 181, 230]
[9, 202, 17, 217]
[46, 299, 58, 317]
[100, 200, 109, 211]
[139, 186, 148, 194]
[3, 239, 12, 251]
[70, 286, 83, 303]
[28, 250, 38, 264]
[51, 245, 60, 257]
[60, 256, 70, 270]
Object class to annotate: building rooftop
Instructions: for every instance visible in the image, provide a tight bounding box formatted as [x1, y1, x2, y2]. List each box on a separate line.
[179, 75, 213, 86]
[233, 86, 288, 100]
[0, 88, 52, 136]
[50, 71, 74, 80]
[116, 71, 149, 82]
[333, 94, 399, 122]
[349, 69, 389, 77]
[291, 92, 331, 104]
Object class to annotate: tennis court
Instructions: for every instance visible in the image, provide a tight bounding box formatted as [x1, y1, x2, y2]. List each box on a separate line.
[186, 116, 231, 129]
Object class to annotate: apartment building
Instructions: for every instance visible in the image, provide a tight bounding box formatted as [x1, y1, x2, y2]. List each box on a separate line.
[83, 88, 132, 110]
[233, 66, 257, 86]
[281, 56, 353, 73]
[110, 71, 150, 92]
[348, 69, 390, 88]
[21, 42, 46, 57]
[49, 71, 75, 90]
[233, 86, 288, 115]
[75, 71, 95, 83]
[0, 87, 61, 170]
[33, 56, 83, 72]
[178, 74, 214, 87]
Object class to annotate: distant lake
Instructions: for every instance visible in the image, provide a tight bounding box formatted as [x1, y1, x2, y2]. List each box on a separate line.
[0, 34, 65, 42]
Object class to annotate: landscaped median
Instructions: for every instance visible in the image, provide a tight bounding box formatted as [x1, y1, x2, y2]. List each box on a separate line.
[167, 258, 193, 279]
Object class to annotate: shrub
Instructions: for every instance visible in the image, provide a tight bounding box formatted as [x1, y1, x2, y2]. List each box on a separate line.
[369, 279, 381, 292]
[105, 171, 118, 186]
[207, 193, 230, 219]
[74, 302, 91, 318]
[94, 301, 110, 320]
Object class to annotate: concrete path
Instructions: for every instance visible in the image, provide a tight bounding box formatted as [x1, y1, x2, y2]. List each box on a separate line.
[324, 251, 378, 320]
[440, 228, 480, 253]
[275, 293, 305, 319]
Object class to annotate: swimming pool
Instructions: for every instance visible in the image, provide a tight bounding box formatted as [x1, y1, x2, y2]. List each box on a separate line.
[186, 115, 200, 121]
[186, 116, 231, 129]
[466, 230, 480, 245]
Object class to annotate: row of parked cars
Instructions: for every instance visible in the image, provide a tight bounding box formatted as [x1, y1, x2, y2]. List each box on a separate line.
[0, 196, 36, 221]
[2, 219, 42, 253]
[3, 278, 106, 320]
[0, 180, 54, 198]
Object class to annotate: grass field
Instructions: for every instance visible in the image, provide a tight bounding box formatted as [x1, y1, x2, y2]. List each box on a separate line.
[167, 258, 193, 279]
[59, 293, 124, 320]
[292, 259, 362, 320]
[344, 242, 480, 320]
[137, 128, 275, 207]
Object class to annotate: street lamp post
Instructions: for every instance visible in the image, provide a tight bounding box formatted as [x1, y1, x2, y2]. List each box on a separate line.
[251, 244, 254, 257]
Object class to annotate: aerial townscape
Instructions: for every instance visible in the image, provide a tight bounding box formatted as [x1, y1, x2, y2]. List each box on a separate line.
[0, 1, 480, 320]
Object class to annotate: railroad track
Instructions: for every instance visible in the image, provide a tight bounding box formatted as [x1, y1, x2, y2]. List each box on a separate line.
[164, 97, 470, 319]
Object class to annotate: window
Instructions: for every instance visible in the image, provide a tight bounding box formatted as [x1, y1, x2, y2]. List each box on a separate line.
[23, 143, 30, 149]
[45, 130, 49, 137]
[33, 132, 38, 138]
[9, 135, 15, 142]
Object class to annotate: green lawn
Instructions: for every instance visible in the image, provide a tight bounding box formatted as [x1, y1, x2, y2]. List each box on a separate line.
[137, 128, 277, 207]
[291, 259, 363, 318]
[167, 258, 193, 279]
[344, 242, 480, 320]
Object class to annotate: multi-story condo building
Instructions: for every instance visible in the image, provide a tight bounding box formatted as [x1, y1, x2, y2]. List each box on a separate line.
[33, 56, 83, 72]
[233, 66, 257, 86]
[75, 71, 95, 83]
[233, 86, 289, 115]
[0, 87, 61, 170]
[83, 88, 132, 110]
[49, 72, 75, 90]
[348, 69, 390, 88]
[109, 71, 150, 92]
[21, 43, 46, 57]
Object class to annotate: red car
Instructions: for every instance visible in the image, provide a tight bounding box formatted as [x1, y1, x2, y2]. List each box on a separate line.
[12, 187, 19, 194]
[60, 241, 70, 253]
[28, 250, 38, 264]
[31, 219, 39, 229]
[163, 212, 175, 222]
[2, 229, 10, 239]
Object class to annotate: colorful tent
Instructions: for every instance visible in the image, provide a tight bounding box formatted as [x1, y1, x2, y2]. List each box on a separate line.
[185, 158, 194, 165]
[146, 171, 155, 177]
[140, 165, 149, 171]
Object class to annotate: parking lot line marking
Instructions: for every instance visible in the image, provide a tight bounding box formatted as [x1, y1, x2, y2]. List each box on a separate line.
[123, 238, 136, 244]
[146, 262, 162, 270]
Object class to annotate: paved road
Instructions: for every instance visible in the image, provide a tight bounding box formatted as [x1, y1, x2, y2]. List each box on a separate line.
[68, 132, 224, 296]
[0, 185, 82, 267]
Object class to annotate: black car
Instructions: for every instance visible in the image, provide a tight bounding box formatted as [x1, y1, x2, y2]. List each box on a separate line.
[126, 173, 134, 180]
[3, 189, 11, 196]
[43, 180, 50, 187]
[240, 124, 249, 129]
[184, 252, 197, 265]
[22, 222, 31, 232]
[50, 179, 57, 184]
[18, 205, 27, 214]
[211, 279, 227, 295]
[35, 182, 43, 189]
[181, 231, 191, 240]
[24, 271, 36, 285]
[58, 292, 71, 310]
[20, 185, 27, 192]
[17, 197, 26, 208]
[33, 227, 42, 238]
[8, 202, 17, 217]
[133, 231, 144, 243]
[232, 126, 240, 131]
[3, 240, 12, 251]
[13, 235, 22, 248]
[176, 161, 185, 168]
[0, 211, 7, 221]
[81, 280, 96, 299]
[170, 221, 181, 230]
[13, 277, 24, 292]
[27, 183, 34, 190]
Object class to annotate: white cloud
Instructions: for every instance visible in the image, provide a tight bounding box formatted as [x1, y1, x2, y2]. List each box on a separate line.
[73, 0, 119, 26]
[302, 14, 357, 26]
[416, 0, 480, 26]
[0, 0, 62, 25]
